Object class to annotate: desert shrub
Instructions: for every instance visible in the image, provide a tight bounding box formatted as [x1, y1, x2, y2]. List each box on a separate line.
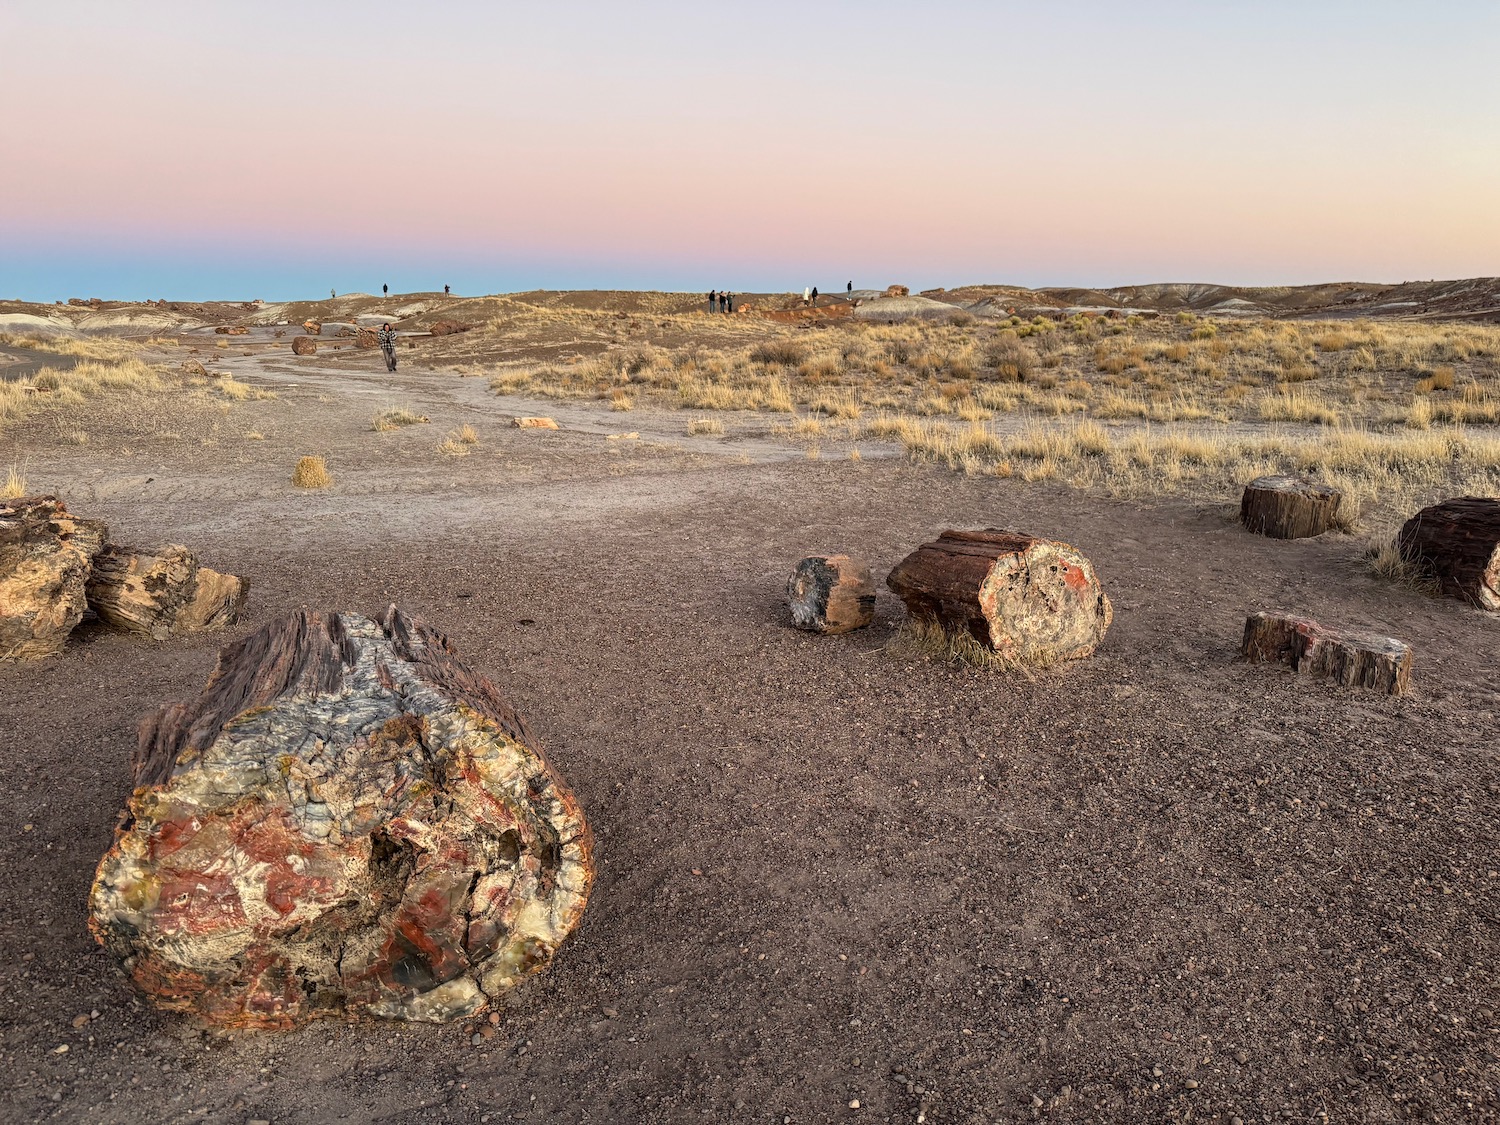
[749, 340, 806, 366]
[291, 456, 331, 488]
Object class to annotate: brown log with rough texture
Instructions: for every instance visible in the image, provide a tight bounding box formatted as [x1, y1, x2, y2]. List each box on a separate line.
[86, 543, 247, 638]
[1240, 475, 1342, 539]
[88, 606, 593, 1029]
[291, 335, 318, 355]
[355, 328, 379, 349]
[886, 528, 1112, 663]
[786, 555, 875, 634]
[0, 495, 107, 662]
[302, 319, 322, 335]
[1242, 611, 1411, 694]
[429, 320, 472, 337]
[1396, 496, 1500, 611]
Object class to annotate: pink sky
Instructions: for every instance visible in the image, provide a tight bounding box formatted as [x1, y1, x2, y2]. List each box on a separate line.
[3, 1, 1497, 299]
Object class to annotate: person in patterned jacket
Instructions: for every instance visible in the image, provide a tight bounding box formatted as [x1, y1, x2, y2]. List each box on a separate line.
[377, 323, 398, 372]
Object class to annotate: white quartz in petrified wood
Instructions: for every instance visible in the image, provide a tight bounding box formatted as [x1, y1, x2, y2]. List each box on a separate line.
[886, 528, 1112, 663]
[88, 606, 593, 1029]
[786, 555, 875, 634]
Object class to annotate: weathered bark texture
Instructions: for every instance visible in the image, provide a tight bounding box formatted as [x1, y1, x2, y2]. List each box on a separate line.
[1242, 611, 1411, 695]
[0, 495, 107, 662]
[355, 328, 379, 349]
[1240, 475, 1343, 539]
[1396, 496, 1500, 611]
[89, 607, 594, 1029]
[886, 529, 1112, 663]
[786, 555, 875, 635]
[291, 335, 318, 356]
[86, 543, 247, 638]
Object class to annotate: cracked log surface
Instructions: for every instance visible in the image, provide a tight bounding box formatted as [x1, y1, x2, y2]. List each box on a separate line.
[1240, 475, 1343, 539]
[886, 528, 1112, 663]
[0, 494, 107, 662]
[1396, 496, 1500, 611]
[88, 606, 594, 1029]
[786, 555, 875, 635]
[1242, 611, 1411, 695]
[87, 543, 247, 639]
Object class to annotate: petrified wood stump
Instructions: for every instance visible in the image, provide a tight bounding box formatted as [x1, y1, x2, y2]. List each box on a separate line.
[0, 495, 107, 662]
[1242, 611, 1411, 694]
[89, 606, 594, 1028]
[786, 555, 875, 634]
[1240, 475, 1342, 539]
[886, 529, 1112, 663]
[86, 544, 247, 638]
[1396, 496, 1500, 611]
[291, 335, 318, 355]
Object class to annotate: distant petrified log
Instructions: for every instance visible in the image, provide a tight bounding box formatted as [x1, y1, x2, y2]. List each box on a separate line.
[787, 555, 875, 634]
[88, 606, 594, 1029]
[1242, 611, 1411, 694]
[180, 360, 207, 377]
[302, 319, 322, 335]
[886, 529, 1112, 663]
[513, 416, 560, 430]
[885, 285, 910, 298]
[86, 544, 246, 638]
[429, 320, 472, 337]
[1396, 496, 1500, 611]
[0, 495, 107, 662]
[214, 326, 249, 336]
[355, 328, 379, 349]
[291, 335, 318, 356]
[1240, 475, 1343, 539]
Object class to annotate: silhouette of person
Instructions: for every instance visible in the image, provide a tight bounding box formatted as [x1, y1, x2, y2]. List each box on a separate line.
[444, 284, 450, 296]
[803, 286, 811, 306]
[725, 292, 734, 314]
[330, 288, 336, 299]
[377, 323, 398, 372]
[811, 286, 819, 307]
[707, 289, 716, 314]
[847, 280, 852, 296]
[383, 284, 388, 297]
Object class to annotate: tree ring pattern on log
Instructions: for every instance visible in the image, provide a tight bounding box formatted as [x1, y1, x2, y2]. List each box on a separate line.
[1240, 475, 1343, 540]
[88, 607, 593, 1028]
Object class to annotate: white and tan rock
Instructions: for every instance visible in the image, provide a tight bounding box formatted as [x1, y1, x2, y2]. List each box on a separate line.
[0, 495, 107, 662]
[886, 529, 1112, 664]
[89, 606, 594, 1029]
[86, 544, 247, 639]
[787, 555, 875, 634]
[513, 417, 560, 430]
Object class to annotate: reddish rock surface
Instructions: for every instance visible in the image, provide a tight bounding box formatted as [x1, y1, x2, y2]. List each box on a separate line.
[1242, 610, 1411, 694]
[355, 328, 379, 349]
[291, 335, 318, 355]
[88, 606, 593, 1029]
[0, 495, 107, 662]
[429, 320, 472, 337]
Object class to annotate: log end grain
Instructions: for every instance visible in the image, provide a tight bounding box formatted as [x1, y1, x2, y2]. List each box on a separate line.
[1240, 475, 1343, 539]
[0, 495, 108, 662]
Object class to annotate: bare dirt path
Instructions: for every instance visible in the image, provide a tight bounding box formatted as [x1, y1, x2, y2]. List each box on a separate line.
[0, 348, 1496, 1124]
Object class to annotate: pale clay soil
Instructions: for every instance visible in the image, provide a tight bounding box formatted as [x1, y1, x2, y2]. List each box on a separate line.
[1, 340, 1497, 1125]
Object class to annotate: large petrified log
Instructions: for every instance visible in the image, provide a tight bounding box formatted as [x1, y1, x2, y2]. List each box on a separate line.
[886, 529, 1112, 663]
[86, 543, 247, 638]
[1396, 496, 1500, 611]
[1240, 475, 1342, 539]
[291, 335, 318, 356]
[786, 555, 875, 634]
[0, 495, 107, 662]
[1242, 611, 1411, 695]
[89, 606, 594, 1028]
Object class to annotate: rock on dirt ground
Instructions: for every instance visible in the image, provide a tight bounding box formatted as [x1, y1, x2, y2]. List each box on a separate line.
[0, 349, 1495, 1123]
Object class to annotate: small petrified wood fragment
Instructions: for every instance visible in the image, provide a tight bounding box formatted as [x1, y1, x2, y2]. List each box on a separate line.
[886, 529, 1112, 663]
[0, 495, 107, 662]
[1396, 496, 1500, 611]
[1240, 475, 1342, 539]
[86, 543, 247, 638]
[1242, 611, 1411, 695]
[787, 555, 875, 634]
[89, 606, 593, 1028]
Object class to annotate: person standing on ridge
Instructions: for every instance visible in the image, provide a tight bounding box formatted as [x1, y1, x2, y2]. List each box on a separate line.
[811, 286, 819, 307]
[707, 289, 716, 314]
[444, 284, 450, 296]
[725, 292, 734, 314]
[377, 322, 398, 372]
[847, 280, 852, 297]
[803, 286, 811, 306]
[331, 288, 336, 299]
[383, 283, 388, 297]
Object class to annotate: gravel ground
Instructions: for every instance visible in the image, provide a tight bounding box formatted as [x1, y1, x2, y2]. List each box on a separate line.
[0, 352, 1496, 1125]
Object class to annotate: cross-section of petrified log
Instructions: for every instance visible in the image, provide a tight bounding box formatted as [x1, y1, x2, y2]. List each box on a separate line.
[1396, 496, 1500, 611]
[86, 544, 247, 639]
[886, 529, 1112, 663]
[88, 606, 593, 1028]
[786, 555, 875, 635]
[0, 495, 107, 662]
[1240, 475, 1342, 539]
[1242, 611, 1411, 694]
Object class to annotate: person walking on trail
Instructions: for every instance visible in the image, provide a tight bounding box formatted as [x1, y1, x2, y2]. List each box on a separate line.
[377, 322, 398, 372]
[811, 286, 819, 307]
[803, 286, 811, 306]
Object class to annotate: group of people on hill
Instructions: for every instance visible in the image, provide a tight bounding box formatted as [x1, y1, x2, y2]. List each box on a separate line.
[706, 290, 735, 314]
[802, 282, 854, 307]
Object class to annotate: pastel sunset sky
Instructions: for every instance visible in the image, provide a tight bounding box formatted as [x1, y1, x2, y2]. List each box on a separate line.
[3, 1, 1497, 300]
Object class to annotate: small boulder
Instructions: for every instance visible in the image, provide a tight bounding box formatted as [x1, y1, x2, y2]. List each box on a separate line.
[429, 320, 472, 337]
[513, 417, 560, 430]
[885, 285, 910, 298]
[303, 320, 322, 335]
[291, 336, 318, 355]
[0, 496, 107, 662]
[180, 360, 208, 377]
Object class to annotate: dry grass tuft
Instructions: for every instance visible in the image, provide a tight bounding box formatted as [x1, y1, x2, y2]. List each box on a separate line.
[2, 463, 27, 499]
[372, 406, 430, 431]
[688, 417, 725, 435]
[291, 455, 332, 489]
[889, 618, 1043, 673]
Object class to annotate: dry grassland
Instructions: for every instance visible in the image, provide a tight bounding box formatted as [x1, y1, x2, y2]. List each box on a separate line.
[481, 311, 1500, 522]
